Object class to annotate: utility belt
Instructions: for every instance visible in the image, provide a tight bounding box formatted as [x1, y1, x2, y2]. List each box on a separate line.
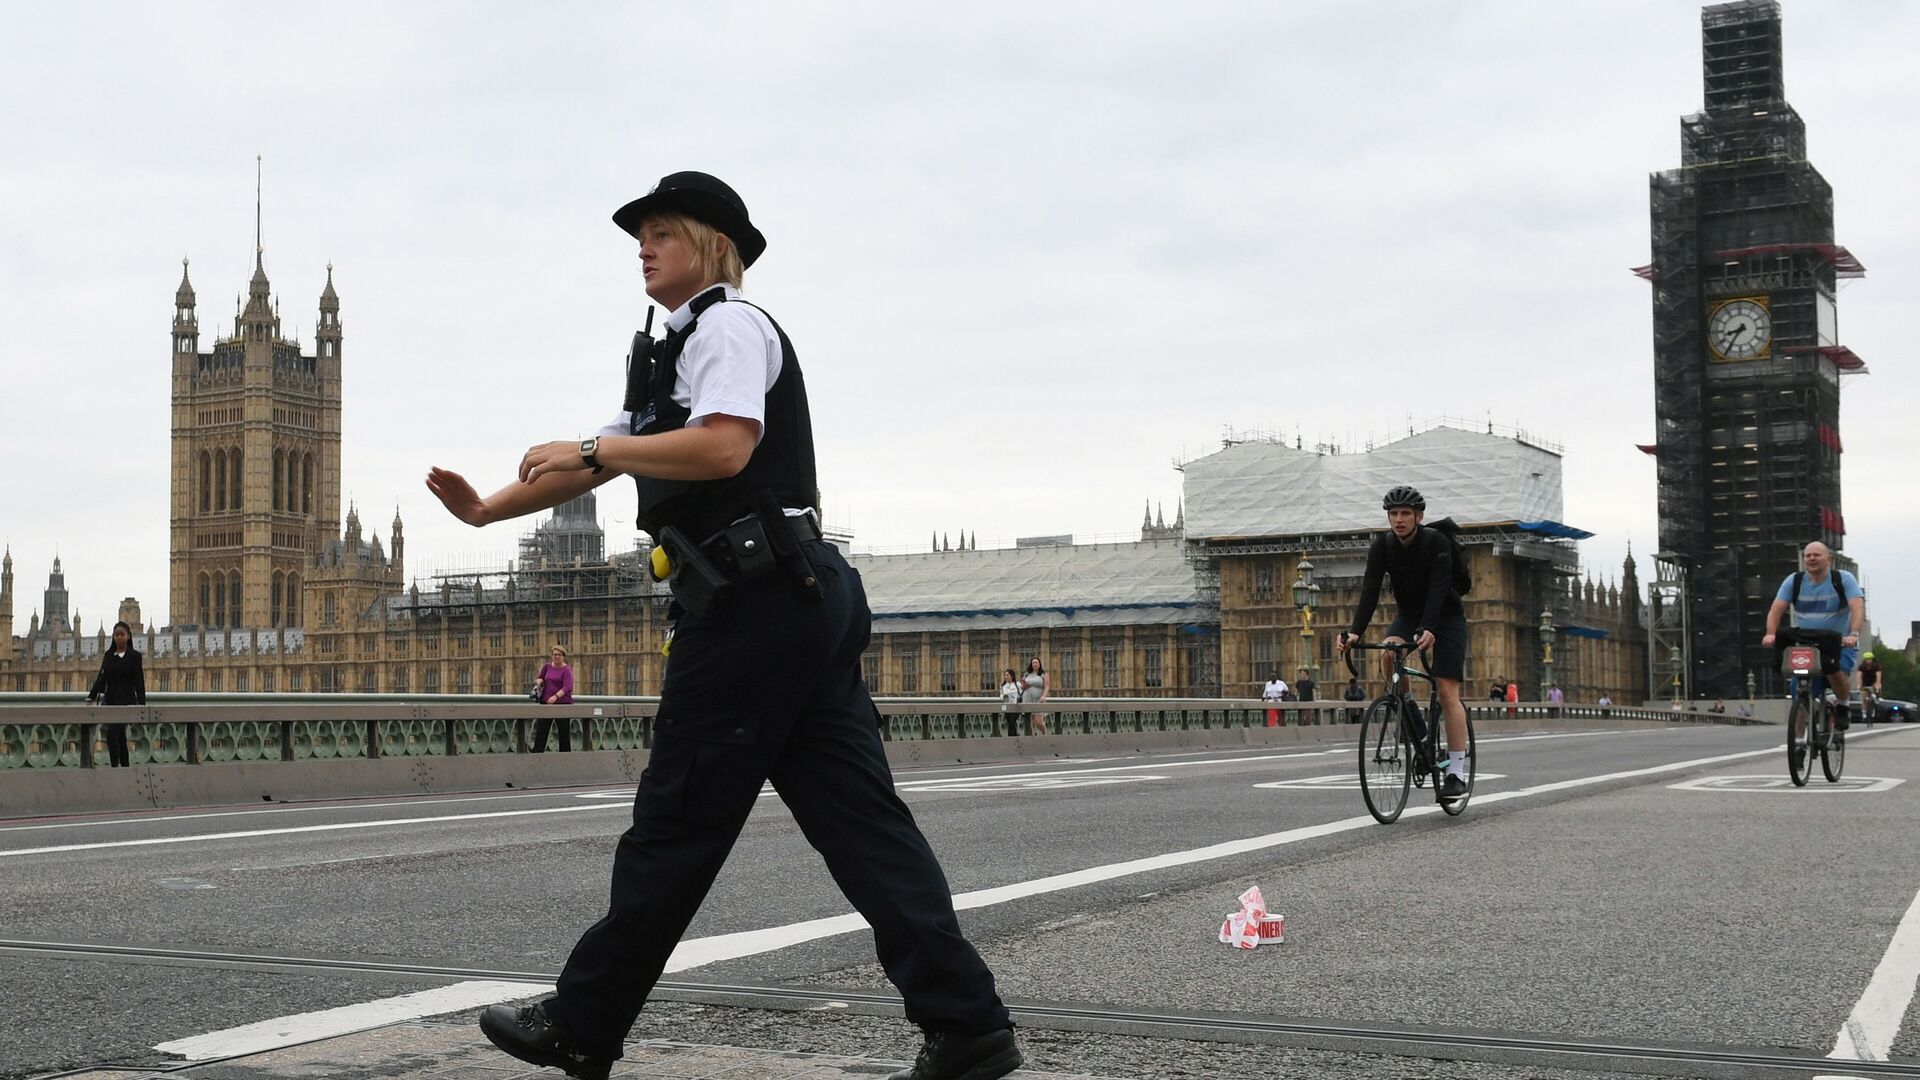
[651, 497, 825, 617]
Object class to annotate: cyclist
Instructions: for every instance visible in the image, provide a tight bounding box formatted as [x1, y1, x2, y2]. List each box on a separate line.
[1859, 650, 1884, 722]
[1337, 486, 1471, 801]
[1761, 540, 1864, 741]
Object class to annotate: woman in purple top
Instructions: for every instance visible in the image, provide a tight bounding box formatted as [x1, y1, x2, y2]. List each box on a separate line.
[532, 646, 575, 752]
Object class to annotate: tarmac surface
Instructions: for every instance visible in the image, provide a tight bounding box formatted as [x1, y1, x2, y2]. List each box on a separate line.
[6, 718, 1920, 1079]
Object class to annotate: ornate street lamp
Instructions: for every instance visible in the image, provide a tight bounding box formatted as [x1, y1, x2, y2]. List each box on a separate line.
[1669, 646, 1684, 705]
[1293, 557, 1322, 682]
[1538, 607, 1557, 701]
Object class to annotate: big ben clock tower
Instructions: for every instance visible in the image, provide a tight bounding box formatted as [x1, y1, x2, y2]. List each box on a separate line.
[1643, 0, 1867, 699]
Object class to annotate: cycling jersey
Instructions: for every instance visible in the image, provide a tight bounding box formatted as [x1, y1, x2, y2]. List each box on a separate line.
[1350, 527, 1464, 637]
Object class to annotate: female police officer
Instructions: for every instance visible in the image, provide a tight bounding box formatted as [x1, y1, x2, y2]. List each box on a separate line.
[429, 172, 1019, 1080]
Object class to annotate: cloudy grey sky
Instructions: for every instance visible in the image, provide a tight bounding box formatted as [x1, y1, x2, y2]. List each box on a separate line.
[3, 2, 1915, 644]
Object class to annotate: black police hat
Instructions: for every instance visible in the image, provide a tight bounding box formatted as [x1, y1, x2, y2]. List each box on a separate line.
[612, 171, 767, 268]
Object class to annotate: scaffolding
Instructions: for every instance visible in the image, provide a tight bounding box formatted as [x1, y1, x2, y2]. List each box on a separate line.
[1642, 0, 1865, 699]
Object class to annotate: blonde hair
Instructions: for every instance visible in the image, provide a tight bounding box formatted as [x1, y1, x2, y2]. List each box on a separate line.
[645, 212, 744, 289]
[550, 645, 568, 659]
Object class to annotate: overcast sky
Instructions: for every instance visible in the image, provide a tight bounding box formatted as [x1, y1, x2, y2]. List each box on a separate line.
[3, 2, 1915, 645]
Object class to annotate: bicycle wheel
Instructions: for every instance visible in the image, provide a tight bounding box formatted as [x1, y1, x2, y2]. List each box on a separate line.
[1441, 710, 1477, 816]
[1821, 703, 1846, 783]
[1358, 697, 1412, 824]
[1787, 695, 1813, 787]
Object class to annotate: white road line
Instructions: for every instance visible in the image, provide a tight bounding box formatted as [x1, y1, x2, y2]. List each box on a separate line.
[144, 730, 1887, 1061]
[153, 979, 549, 1060]
[0, 787, 633, 834]
[1828, 883, 1920, 1063]
[0, 726, 1757, 859]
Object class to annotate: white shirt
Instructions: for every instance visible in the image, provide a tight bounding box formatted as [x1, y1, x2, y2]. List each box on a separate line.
[599, 284, 782, 446]
[1262, 679, 1287, 702]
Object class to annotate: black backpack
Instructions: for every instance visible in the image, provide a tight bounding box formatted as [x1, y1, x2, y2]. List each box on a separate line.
[1427, 517, 1473, 598]
[1789, 569, 1857, 607]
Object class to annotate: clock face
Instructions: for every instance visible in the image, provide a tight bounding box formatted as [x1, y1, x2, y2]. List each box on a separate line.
[1708, 297, 1772, 361]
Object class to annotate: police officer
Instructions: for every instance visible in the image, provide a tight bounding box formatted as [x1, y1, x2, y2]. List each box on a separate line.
[430, 172, 1019, 1080]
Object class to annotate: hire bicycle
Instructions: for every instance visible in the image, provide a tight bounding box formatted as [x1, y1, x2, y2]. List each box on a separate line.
[1346, 640, 1476, 824]
[1778, 628, 1845, 787]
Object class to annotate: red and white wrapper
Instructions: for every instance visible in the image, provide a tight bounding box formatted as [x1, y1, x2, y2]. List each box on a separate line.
[1218, 885, 1284, 949]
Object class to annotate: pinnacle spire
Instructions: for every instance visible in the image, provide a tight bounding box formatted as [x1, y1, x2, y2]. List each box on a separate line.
[176, 258, 195, 304]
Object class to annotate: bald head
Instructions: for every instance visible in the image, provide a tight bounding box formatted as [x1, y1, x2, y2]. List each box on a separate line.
[1803, 541, 1833, 575]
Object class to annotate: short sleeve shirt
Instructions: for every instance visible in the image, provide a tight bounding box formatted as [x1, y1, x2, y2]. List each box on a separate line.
[598, 284, 782, 445]
[1775, 570, 1860, 635]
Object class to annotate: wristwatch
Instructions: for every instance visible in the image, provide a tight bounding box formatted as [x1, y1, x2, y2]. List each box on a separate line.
[579, 437, 604, 475]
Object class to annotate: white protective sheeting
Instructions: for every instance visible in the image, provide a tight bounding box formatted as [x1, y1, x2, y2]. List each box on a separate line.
[850, 538, 1203, 631]
[1182, 427, 1565, 540]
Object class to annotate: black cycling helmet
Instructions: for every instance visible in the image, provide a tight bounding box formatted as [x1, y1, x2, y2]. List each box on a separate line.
[1382, 485, 1425, 511]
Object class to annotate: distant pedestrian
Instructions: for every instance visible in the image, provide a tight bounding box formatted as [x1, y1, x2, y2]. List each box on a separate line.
[1738, 701, 1753, 720]
[998, 669, 1022, 737]
[1505, 679, 1519, 718]
[1021, 657, 1049, 735]
[85, 620, 144, 767]
[1547, 684, 1564, 706]
[1295, 668, 1316, 703]
[531, 646, 576, 753]
[1598, 693, 1613, 717]
[1489, 679, 1508, 703]
[1262, 672, 1287, 727]
[1343, 677, 1367, 723]
[1708, 698, 1726, 715]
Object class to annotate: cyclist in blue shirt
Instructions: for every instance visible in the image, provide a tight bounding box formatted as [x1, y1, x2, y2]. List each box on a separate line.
[1761, 540, 1864, 730]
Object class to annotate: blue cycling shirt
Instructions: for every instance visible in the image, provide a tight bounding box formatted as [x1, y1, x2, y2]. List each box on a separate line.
[1775, 569, 1860, 635]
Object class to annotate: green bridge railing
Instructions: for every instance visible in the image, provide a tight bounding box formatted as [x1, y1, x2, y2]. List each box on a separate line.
[0, 693, 1703, 771]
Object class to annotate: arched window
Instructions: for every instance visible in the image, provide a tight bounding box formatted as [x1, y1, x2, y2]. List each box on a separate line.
[271, 571, 283, 627]
[272, 449, 284, 511]
[200, 451, 212, 512]
[230, 448, 243, 512]
[198, 573, 211, 626]
[302, 453, 314, 515]
[285, 451, 298, 514]
[228, 569, 243, 628]
[287, 572, 300, 626]
[214, 449, 228, 511]
[213, 574, 226, 628]
[324, 592, 338, 626]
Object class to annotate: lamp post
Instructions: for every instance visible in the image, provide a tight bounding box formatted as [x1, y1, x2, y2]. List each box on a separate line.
[1669, 646, 1683, 706]
[1292, 557, 1322, 684]
[1538, 607, 1556, 701]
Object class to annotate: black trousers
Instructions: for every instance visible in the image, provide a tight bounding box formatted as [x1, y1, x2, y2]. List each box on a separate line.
[531, 716, 572, 753]
[103, 723, 130, 768]
[545, 542, 1008, 1059]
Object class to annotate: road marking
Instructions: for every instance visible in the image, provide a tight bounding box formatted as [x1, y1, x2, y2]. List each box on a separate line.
[902, 774, 1168, 792]
[0, 727, 1761, 859]
[1828, 883, 1920, 1063]
[153, 979, 549, 1060]
[1255, 773, 1507, 791]
[0, 786, 629, 834]
[140, 730, 1901, 1061]
[1669, 775, 1906, 794]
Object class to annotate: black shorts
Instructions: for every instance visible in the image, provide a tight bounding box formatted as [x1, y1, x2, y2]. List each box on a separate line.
[1385, 614, 1469, 682]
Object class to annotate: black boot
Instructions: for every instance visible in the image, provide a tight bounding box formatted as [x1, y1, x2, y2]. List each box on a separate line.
[888, 1028, 1021, 1080]
[479, 1001, 612, 1080]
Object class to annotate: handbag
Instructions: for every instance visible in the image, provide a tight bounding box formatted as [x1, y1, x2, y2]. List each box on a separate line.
[528, 664, 546, 703]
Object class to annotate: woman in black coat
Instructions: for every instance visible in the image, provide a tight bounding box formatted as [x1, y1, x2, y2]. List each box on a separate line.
[86, 621, 145, 767]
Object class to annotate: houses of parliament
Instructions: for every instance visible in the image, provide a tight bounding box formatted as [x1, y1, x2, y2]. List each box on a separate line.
[0, 229, 1650, 706]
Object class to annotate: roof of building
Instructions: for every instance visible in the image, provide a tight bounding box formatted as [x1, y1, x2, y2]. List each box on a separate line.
[1181, 426, 1567, 541]
[849, 537, 1203, 633]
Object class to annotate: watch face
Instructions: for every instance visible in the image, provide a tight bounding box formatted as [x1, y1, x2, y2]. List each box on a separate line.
[1708, 297, 1772, 361]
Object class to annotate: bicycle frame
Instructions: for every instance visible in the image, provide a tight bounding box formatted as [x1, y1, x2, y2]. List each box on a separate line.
[1345, 641, 1466, 808]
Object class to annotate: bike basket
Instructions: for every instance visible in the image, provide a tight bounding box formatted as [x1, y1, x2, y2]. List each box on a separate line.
[1787, 646, 1818, 674]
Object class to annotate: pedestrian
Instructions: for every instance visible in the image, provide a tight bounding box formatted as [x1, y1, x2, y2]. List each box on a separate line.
[1547, 684, 1564, 706]
[85, 620, 144, 767]
[1343, 676, 1367, 723]
[435, 172, 1018, 1080]
[1261, 670, 1287, 726]
[1021, 656, 1049, 736]
[1708, 698, 1726, 715]
[1505, 678, 1519, 718]
[1295, 667, 1316, 703]
[1598, 693, 1613, 717]
[531, 646, 576, 753]
[1489, 678, 1508, 703]
[998, 668, 1022, 737]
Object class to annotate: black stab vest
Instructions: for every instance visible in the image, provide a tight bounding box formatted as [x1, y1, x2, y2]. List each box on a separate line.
[627, 287, 819, 539]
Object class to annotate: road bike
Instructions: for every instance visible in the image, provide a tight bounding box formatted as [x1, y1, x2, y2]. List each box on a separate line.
[1778, 628, 1844, 787]
[1346, 640, 1475, 824]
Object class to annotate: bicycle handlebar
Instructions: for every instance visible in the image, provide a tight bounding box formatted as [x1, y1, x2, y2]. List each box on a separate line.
[1341, 638, 1433, 682]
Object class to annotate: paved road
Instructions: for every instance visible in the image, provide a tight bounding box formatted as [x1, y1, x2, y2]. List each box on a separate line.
[5, 720, 1920, 1079]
